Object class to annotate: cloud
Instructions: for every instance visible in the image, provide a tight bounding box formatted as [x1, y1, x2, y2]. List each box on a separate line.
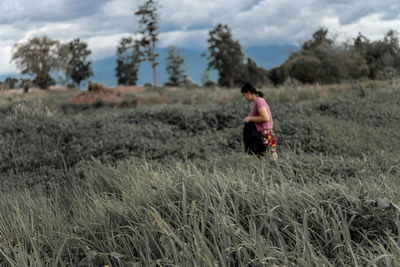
[226, 0, 400, 46]
[0, 41, 17, 75]
[159, 29, 209, 49]
[159, 0, 259, 31]
[0, 0, 110, 23]
[337, 13, 400, 42]
[99, 0, 139, 18]
[1, 0, 400, 76]
[86, 32, 133, 60]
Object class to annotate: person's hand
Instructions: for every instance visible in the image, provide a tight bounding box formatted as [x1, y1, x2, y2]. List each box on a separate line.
[244, 116, 252, 123]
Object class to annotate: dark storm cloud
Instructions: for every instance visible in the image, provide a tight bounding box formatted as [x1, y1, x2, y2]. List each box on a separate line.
[0, 0, 110, 23]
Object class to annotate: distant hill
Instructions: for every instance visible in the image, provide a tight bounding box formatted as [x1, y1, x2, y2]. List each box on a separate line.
[1, 45, 297, 88]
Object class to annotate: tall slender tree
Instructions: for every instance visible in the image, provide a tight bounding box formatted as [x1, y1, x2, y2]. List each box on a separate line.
[66, 38, 93, 88]
[135, 0, 160, 88]
[115, 37, 143, 85]
[207, 24, 245, 88]
[165, 46, 186, 86]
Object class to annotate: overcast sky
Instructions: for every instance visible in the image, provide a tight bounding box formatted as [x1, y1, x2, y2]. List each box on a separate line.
[1, 0, 400, 75]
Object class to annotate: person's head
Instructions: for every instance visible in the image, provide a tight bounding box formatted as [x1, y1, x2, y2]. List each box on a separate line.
[241, 82, 263, 102]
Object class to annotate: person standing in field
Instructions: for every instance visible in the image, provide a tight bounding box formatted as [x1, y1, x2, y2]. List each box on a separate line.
[241, 83, 278, 160]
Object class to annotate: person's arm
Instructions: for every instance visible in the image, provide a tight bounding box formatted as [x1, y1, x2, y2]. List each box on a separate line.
[244, 107, 270, 123]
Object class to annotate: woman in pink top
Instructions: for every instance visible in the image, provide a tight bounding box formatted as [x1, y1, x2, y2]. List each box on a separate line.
[241, 83, 277, 160]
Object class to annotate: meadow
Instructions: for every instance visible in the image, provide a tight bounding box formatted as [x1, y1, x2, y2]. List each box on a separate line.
[0, 80, 399, 266]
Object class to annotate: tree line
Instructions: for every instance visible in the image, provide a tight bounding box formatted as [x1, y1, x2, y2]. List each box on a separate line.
[269, 28, 400, 85]
[6, 0, 400, 90]
[9, 36, 93, 90]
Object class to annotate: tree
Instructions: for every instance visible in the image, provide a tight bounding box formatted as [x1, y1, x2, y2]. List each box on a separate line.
[207, 24, 245, 87]
[273, 28, 371, 84]
[353, 33, 370, 56]
[4, 77, 19, 89]
[284, 54, 322, 83]
[165, 46, 187, 86]
[11, 36, 68, 89]
[66, 38, 93, 88]
[200, 69, 216, 87]
[115, 37, 143, 85]
[363, 30, 400, 79]
[302, 27, 334, 51]
[235, 58, 270, 86]
[267, 66, 287, 86]
[135, 0, 160, 88]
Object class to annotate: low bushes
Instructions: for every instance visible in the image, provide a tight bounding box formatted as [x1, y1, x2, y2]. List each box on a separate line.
[0, 82, 399, 265]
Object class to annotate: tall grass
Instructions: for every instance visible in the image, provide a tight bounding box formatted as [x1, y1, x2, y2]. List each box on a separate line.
[0, 80, 399, 265]
[0, 153, 399, 266]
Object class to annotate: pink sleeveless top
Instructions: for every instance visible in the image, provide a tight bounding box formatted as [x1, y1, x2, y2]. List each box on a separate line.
[250, 97, 273, 132]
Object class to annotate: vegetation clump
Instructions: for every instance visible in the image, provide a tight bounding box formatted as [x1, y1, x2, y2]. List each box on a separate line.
[0, 81, 399, 265]
[269, 28, 400, 85]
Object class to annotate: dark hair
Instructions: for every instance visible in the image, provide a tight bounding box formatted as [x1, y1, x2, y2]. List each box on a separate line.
[241, 82, 263, 98]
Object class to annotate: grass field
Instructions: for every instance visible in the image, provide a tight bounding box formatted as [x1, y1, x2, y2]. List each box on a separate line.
[0, 80, 399, 266]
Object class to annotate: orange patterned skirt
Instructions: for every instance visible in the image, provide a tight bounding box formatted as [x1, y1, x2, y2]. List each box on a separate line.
[259, 129, 277, 152]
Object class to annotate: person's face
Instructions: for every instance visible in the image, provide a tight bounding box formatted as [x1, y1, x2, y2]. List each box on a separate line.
[242, 91, 254, 102]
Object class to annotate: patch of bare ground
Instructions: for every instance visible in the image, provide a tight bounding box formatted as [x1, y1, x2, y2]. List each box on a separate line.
[114, 85, 146, 94]
[69, 82, 139, 106]
[1, 86, 71, 96]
